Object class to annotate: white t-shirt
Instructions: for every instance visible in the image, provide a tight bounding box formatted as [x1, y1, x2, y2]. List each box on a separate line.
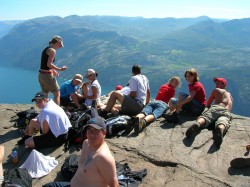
[85, 79, 102, 106]
[37, 99, 72, 137]
[129, 74, 150, 104]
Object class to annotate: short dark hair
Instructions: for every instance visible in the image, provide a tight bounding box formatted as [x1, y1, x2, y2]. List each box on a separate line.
[132, 64, 141, 75]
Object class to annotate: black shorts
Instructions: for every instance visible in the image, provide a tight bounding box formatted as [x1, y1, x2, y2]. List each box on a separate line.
[33, 130, 67, 149]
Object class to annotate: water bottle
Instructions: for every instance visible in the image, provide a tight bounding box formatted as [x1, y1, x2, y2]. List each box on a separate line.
[11, 150, 18, 164]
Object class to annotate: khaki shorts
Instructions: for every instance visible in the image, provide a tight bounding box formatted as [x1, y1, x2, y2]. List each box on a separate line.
[198, 105, 232, 130]
[38, 73, 59, 93]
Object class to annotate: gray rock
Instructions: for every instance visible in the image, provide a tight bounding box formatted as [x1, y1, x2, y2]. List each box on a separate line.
[0, 104, 249, 187]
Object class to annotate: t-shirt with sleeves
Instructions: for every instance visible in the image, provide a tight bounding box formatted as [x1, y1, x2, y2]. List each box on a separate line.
[37, 99, 72, 137]
[60, 79, 80, 98]
[189, 81, 207, 106]
[129, 74, 150, 105]
[155, 83, 175, 104]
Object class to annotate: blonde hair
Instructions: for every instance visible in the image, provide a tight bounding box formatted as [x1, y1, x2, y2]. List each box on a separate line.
[184, 68, 199, 82]
[168, 76, 181, 87]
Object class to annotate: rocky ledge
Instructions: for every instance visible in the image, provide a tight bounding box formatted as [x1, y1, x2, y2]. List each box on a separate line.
[0, 104, 250, 187]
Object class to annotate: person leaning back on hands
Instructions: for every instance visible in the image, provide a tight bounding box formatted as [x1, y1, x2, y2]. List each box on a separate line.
[39, 35, 67, 105]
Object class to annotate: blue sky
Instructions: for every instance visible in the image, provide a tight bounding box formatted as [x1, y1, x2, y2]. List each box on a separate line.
[0, 0, 250, 20]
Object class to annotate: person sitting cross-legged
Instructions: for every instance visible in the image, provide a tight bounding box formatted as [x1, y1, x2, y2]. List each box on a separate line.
[185, 77, 233, 148]
[130, 76, 181, 135]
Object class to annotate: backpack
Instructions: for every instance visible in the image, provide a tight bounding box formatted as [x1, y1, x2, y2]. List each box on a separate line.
[60, 154, 79, 181]
[64, 109, 94, 151]
[105, 115, 131, 137]
[12, 107, 39, 129]
[2, 168, 32, 187]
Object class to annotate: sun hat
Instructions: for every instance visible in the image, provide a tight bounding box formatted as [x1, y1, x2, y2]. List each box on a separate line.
[73, 74, 83, 82]
[84, 69, 98, 78]
[31, 92, 47, 102]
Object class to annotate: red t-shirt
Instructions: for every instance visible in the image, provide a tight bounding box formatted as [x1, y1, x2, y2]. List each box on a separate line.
[155, 83, 175, 104]
[189, 82, 206, 105]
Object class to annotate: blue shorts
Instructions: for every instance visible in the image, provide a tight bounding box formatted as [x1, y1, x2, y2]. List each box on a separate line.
[175, 92, 205, 116]
[142, 100, 168, 121]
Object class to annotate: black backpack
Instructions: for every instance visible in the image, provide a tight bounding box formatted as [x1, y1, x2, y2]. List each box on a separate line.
[12, 107, 39, 129]
[2, 168, 32, 187]
[60, 154, 79, 181]
[64, 109, 93, 152]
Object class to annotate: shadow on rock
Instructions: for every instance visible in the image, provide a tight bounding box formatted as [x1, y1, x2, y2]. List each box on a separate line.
[228, 166, 250, 176]
[182, 136, 196, 147]
[0, 128, 22, 144]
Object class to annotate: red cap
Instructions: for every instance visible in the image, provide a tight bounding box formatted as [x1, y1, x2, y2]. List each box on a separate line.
[115, 85, 123, 90]
[213, 77, 227, 86]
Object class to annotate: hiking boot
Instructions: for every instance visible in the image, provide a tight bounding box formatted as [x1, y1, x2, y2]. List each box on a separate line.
[213, 127, 223, 148]
[186, 123, 200, 138]
[17, 135, 31, 145]
[164, 112, 179, 123]
[230, 158, 250, 169]
[124, 117, 136, 134]
[134, 118, 147, 135]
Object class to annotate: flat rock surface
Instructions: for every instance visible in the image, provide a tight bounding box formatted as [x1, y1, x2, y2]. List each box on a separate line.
[0, 104, 250, 187]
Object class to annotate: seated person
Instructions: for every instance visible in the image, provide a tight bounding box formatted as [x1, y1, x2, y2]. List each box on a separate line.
[18, 92, 72, 149]
[100, 65, 150, 117]
[42, 117, 119, 187]
[0, 145, 4, 185]
[131, 76, 181, 135]
[166, 68, 207, 123]
[185, 77, 233, 148]
[60, 74, 84, 109]
[82, 69, 101, 108]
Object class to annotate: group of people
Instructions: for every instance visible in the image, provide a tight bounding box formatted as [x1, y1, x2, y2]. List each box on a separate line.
[0, 35, 236, 186]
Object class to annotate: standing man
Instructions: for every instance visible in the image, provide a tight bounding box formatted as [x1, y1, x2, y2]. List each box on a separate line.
[43, 117, 119, 187]
[39, 35, 67, 105]
[17, 92, 72, 149]
[101, 64, 150, 116]
[185, 77, 233, 148]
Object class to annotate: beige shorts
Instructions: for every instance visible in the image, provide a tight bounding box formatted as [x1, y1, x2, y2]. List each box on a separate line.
[38, 73, 59, 93]
[198, 105, 232, 130]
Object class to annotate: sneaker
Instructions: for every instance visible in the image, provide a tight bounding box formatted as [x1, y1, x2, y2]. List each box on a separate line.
[186, 123, 200, 138]
[164, 112, 179, 123]
[17, 135, 31, 145]
[134, 118, 146, 135]
[214, 127, 223, 148]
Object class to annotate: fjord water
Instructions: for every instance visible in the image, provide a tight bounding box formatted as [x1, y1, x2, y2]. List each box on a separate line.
[0, 66, 50, 104]
[0, 66, 113, 104]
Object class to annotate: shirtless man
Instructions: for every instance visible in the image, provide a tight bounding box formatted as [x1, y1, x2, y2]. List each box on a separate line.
[44, 117, 119, 187]
[185, 77, 233, 148]
[70, 117, 119, 187]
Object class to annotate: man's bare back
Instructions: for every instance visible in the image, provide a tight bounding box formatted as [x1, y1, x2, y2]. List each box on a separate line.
[209, 88, 233, 112]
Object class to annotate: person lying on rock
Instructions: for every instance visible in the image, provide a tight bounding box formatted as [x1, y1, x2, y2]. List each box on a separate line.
[185, 77, 233, 148]
[129, 76, 181, 135]
[17, 92, 72, 149]
[165, 68, 207, 123]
